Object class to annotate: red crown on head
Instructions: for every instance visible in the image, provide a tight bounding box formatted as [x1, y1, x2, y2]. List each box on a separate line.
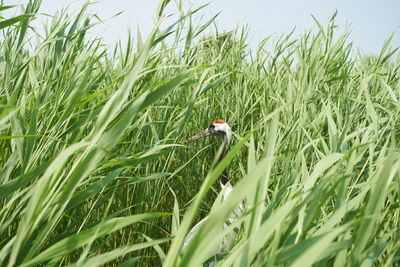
[213, 119, 225, 124]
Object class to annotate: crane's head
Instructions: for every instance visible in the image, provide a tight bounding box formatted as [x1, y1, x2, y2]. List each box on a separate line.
[184, 119, 232, 144]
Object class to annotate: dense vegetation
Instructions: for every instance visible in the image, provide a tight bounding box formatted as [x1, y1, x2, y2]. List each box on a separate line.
[1, 1, 399, 266]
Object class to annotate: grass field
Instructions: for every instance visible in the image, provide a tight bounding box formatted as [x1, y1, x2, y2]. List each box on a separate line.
[1, 0, 400, 266]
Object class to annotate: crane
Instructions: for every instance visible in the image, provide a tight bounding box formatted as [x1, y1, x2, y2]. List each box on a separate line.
[180, 119, 244, 256]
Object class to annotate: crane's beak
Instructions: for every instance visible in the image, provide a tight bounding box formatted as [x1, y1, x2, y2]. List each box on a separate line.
[184, 128, 211, 144]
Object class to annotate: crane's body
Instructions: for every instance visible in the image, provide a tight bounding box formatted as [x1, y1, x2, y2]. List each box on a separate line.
[181, 120, 243, 256]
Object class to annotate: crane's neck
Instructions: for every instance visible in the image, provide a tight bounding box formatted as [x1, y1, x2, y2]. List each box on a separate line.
[218, 135, 230, 185]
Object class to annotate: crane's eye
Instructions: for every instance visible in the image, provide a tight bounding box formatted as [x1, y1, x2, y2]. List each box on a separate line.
[208, 124, 215, 130]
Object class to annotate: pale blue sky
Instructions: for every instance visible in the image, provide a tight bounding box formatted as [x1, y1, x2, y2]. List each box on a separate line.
[8, 1, 400, 55]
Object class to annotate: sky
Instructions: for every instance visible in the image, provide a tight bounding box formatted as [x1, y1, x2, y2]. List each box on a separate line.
[6, 0, 400, 55]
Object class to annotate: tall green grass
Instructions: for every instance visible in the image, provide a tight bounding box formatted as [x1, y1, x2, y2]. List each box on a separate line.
[1, 1, 400, 266]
